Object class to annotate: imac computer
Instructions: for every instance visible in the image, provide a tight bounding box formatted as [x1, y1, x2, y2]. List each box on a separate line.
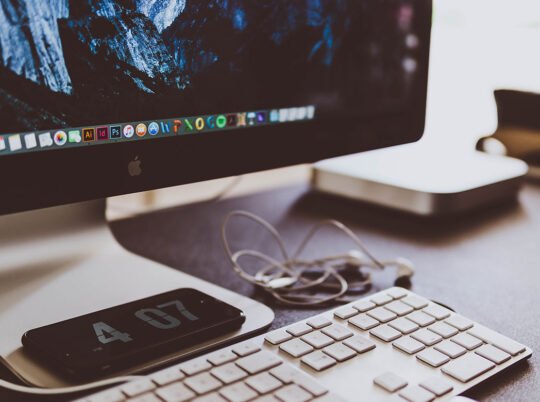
[0, 0, 431, 390]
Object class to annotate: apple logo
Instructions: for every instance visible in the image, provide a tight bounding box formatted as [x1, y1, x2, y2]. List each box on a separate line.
[128, 156, 142, 176]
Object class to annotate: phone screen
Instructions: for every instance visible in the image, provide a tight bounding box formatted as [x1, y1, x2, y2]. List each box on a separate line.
[22, 288, 245, 380]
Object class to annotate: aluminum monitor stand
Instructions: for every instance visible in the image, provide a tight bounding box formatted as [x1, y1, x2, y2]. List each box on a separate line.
[0, 200, 274, 388]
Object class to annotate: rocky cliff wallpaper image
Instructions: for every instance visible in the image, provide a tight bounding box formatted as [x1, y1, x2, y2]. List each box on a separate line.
[0, 0, 421, 134]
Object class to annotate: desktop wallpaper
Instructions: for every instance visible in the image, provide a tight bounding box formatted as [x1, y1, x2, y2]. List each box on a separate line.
[0, 0, 424, 134]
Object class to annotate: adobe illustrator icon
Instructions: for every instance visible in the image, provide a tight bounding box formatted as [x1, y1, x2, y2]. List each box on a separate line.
[82, 128, 95, 142]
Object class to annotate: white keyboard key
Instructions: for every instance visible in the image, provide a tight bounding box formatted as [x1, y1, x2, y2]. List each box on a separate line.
[280, 338, 314, 358]
[451, 333, 483, 350]
[384, 301, 413, 316]
[434, 340, 466, 359]
[368, 307, 397, 323]
[301, 350, 337, 371]
[389, 317, 419, 334]
[411, 329, 442, 346]
[294, 375, 328, 397]
[323, 343, 356, 362]
[245, 372, 283, 394]
[406, 311, 435, 327]
[88, 389, 125, 402]
[387, 287, 408, 299]
[210, 362, 248, 384]
[468, 326, 526, 356]
[122, 379, 156, 397]
[274, 384, 312, 402]
[444, 315, 473, 331]
[236, 351, 282, 375]
[192, 393, 227, 402]
[219, 382, 258, 402]
[399, 385, 436, 402]
[156, 383, 196, 402]
[301, 331, 334, 349]
[402, 295, 429, 310]
[207, 350, 237, 366]
[180, 357, 212, 376]
[334, 306, 358, 320]
[419, 377, 453, 397]
[428, 322, 458, 338]
[287, 323, 312, 337]
[370, 325, 402, 342]
[307, 315, 332, 329]
[442, 353, 495, 382]
[349, 314, 379, 330]
[416, 348, 450, 367]
[343, 335, 376, 353]
[269, 364, 299, 384]
[475, 344, 511, 364]
[423, 304, 451, 320]
[373, 372, 408, 393]
[266, 329, 293, 345]
[353, 300, 376, 312]
[371, 293, 393, 306]
[232, 341, 261, 357]
[151, 367, 185, 386]
[184, 372, 222, 395]
[321, 323, 353, 341]
[393, 337, 425, 354]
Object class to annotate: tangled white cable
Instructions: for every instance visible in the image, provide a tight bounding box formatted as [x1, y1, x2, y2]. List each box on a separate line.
[221, 210, 415, 306]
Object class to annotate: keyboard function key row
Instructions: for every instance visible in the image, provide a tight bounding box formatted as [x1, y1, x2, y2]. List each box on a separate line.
[406, 311, 435, 327]
[389, 317, 419, 334]
[422, 304, 451, 320]
[334, 306, 358, 320]
[370, 293, 393, 306]
[384, 300, 414, 316]
[367, 307, 397, 323]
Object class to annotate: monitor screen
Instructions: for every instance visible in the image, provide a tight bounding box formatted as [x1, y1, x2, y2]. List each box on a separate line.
[0, 0, 431, 214]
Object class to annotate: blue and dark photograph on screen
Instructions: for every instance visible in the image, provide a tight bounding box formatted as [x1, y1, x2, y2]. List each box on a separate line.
[0, 0, 424, 133]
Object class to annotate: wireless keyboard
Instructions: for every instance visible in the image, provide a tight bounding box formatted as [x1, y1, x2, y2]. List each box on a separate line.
[76, 287, 532, 402]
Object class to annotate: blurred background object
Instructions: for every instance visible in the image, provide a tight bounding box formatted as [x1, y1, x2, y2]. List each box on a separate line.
[477, 90, 540, 178]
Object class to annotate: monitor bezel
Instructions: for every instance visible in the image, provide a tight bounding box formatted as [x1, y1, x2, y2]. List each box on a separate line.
[0, 1, 432, 216]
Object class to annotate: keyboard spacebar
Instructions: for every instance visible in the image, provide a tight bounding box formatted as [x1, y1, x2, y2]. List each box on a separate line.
[468, 327, 525, 356]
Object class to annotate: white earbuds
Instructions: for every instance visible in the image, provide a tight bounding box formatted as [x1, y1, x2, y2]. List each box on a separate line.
[221, 211, 415, 306]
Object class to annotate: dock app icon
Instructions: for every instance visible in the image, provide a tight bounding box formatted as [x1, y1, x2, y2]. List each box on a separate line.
[96, 127, 109, 141]
[83, 128, 95, 142]
[110, 126, 122, 139]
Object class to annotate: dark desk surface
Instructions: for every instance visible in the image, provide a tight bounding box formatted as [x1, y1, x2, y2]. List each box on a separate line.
[2, 183, 539, 401]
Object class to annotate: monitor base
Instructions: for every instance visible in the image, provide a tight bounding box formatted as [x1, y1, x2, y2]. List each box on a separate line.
[0, 200, 273, 388]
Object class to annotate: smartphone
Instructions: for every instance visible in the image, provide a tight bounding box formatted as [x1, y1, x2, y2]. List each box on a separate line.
[22, 288, 245, 381]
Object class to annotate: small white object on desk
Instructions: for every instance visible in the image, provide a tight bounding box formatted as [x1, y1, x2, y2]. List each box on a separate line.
[313, 143, 528, 215]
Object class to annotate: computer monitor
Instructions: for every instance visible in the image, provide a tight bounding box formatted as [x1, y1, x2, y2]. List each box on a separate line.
[0, 0, 430, 216]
